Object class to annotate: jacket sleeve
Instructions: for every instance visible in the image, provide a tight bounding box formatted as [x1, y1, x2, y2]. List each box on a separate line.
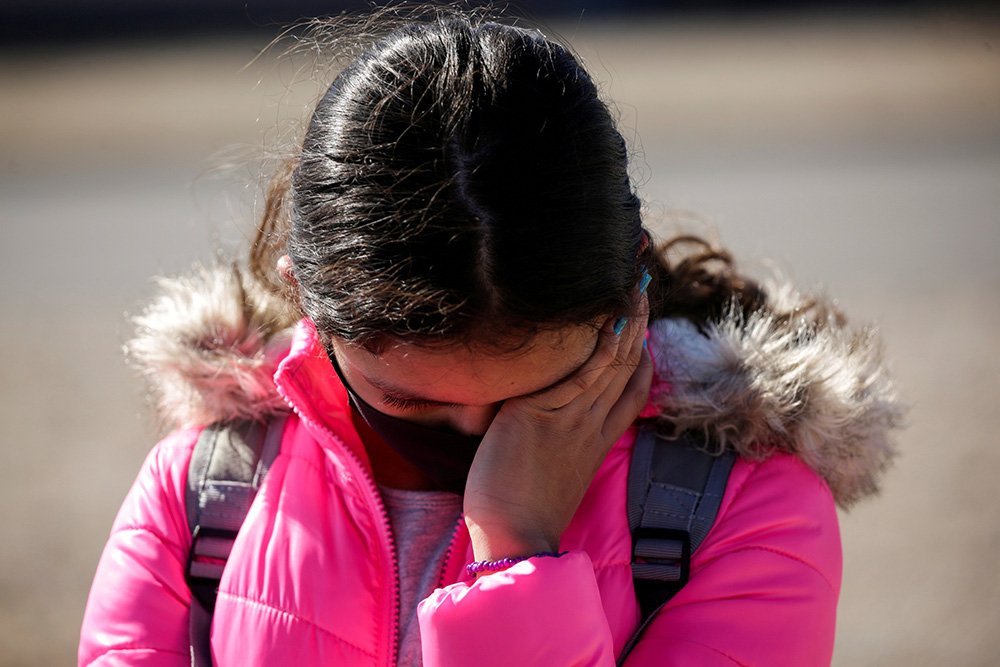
[418, 551, 617, 666]
[418, 453, 841, 667]
[79, 428, 201, 667]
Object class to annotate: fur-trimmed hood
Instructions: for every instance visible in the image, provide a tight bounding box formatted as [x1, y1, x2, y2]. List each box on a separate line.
[126, 265, 904, 509]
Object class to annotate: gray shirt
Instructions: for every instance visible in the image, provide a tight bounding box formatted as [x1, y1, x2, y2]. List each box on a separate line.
[378, 485, 464, 667]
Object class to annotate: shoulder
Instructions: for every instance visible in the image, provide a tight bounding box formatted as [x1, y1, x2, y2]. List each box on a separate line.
[704, 452, 842, 591]
[108, 427, 203, 543]
[626, 453, 841, 665]
[79, 427, 206, 666]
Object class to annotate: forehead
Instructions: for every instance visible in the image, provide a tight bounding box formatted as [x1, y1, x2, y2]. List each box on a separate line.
[338, 325, 600, 405]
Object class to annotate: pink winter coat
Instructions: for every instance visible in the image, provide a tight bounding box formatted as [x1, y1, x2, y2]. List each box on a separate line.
[80, 269, 901, 666]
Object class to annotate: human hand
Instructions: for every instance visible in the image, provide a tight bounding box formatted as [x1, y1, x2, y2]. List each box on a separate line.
[463, 302, 653, 562]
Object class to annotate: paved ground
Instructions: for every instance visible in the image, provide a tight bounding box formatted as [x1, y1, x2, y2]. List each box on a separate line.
[2, 12, 998, 665]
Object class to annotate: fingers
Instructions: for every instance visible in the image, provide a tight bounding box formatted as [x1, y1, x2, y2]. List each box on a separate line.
[529, 293, 650, 413]
[526, 316, 623, 410]
[572, 314, 644, 406]
[589, 298, 649, 415]
[601, 343, 654, 441]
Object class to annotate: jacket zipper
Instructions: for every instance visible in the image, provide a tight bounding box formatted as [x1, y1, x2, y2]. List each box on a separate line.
[275, 388, 401, 667]
[438, 514, 467, 589]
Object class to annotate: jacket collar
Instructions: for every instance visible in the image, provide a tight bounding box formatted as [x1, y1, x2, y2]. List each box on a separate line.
[273, 318, 371, 465]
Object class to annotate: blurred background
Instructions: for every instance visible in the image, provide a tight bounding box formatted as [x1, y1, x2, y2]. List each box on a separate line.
[1, 1, 998, 665]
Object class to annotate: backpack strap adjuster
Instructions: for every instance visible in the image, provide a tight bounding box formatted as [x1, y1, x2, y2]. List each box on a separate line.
[186, 524, 240, 610]
[631, 526, 691, 588]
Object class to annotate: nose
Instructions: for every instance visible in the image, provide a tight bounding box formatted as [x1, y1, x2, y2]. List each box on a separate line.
[445, 403, 503, 437]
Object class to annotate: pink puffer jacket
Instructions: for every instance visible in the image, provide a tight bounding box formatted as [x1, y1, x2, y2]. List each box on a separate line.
[81, 269, 902, 666]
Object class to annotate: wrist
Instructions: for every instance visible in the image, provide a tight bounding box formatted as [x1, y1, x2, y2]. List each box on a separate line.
[465, 516, 558, 562]
[466, 551, 565, 577]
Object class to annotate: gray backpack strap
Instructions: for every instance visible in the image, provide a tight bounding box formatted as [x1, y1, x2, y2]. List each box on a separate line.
[185, 416, 286, 667]
[617, 427, 736, 665]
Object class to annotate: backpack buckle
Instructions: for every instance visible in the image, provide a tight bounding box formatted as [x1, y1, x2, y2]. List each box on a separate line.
[186, 524, 239, 611]
[631, 526, 691, 587]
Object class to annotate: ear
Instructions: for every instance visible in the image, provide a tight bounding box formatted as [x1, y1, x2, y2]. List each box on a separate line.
[638, 230, 650, 256]
[277, 255, 298, 286]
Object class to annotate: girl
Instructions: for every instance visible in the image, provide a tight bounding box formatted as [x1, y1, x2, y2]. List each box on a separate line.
[80, 10, 902, 667]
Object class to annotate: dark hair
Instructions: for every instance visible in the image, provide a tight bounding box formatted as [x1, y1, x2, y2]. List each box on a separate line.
[250, 12, 765, 350]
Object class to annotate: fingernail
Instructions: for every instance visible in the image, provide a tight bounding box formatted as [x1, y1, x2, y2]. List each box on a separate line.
[638, 271, 652, 294]
[613, 317, 628, 335]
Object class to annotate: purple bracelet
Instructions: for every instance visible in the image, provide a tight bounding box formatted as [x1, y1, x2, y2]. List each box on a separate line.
[466, 551, 565, 577]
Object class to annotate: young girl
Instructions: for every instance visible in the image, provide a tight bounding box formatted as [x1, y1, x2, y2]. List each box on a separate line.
[80, 10, 902, 667]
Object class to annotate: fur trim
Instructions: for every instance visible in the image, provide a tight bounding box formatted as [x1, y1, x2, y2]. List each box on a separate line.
[125, 264, 297, 429]
[127, 265, 904, 508]
[650, 296, 904, 509]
